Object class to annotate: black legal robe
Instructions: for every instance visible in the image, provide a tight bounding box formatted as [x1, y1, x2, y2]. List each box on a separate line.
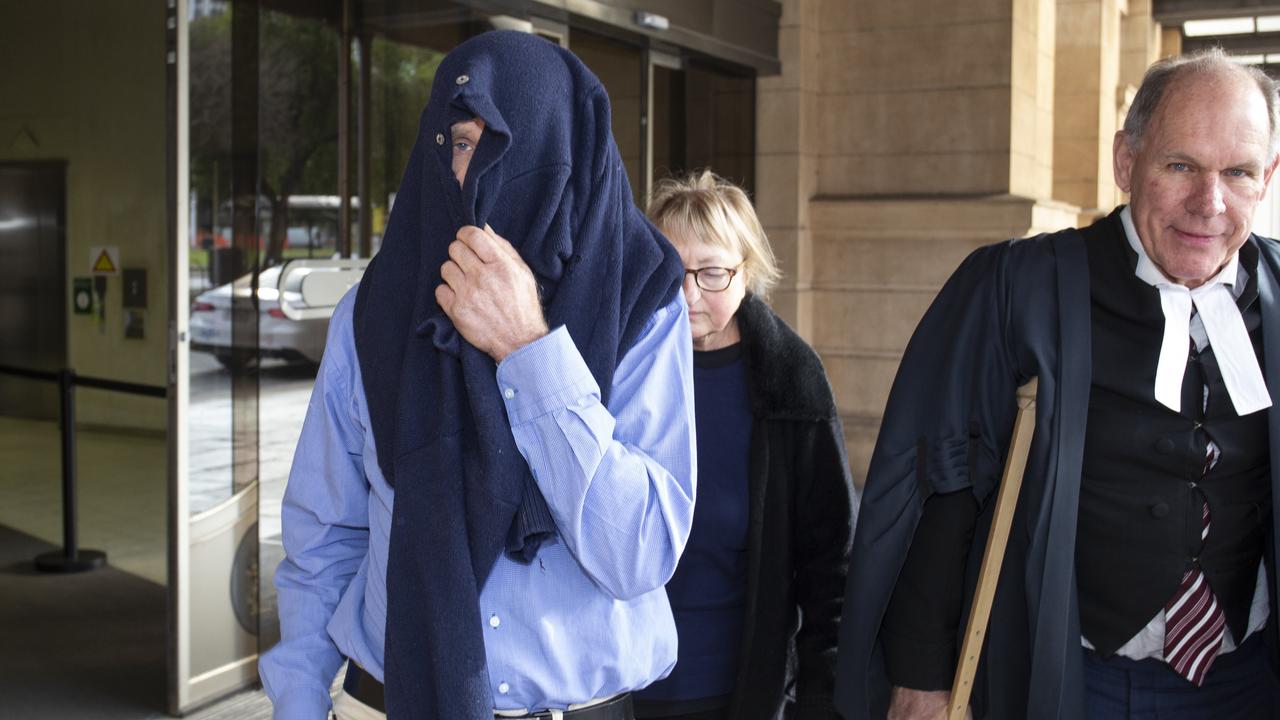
[834, 208, 1280, 720]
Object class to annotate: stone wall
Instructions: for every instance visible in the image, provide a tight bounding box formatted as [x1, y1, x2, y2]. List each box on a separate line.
[0, 1, 168, 432]
[756, 0, 1166, 483]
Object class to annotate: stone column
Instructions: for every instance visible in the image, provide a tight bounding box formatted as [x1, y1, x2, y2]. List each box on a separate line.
[757, 0, 1083, 483]
[1120, 0, 1162, 88]
[1053, 0, 1122, 216]
[1115, 0, 1164, 208]
[754, 0, 821, 337]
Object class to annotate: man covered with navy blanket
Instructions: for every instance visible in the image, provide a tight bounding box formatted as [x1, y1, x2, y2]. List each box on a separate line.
[260, 31, 696, 720]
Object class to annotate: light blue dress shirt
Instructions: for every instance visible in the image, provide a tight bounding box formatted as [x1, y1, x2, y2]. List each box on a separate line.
[259, 288, 696, 719]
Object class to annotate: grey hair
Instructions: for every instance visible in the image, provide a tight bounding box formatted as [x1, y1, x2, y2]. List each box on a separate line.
[1123, 47, 1280, 159]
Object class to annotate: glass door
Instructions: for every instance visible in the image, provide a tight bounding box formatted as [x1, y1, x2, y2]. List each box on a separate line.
[171, 0, 468, 711]
[171, 0, 263, 710]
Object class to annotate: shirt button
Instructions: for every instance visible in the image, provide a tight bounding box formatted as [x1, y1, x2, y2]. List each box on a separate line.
[503, 387, 515, 400]
[489, 614, 501, 628]
[456, 74, 470, 85]
[498, 682, 510, 694]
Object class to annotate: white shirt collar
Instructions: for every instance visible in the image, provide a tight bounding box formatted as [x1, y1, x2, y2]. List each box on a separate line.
[1119, 205, 1240, 292]
[1116, 205, 1270, 416]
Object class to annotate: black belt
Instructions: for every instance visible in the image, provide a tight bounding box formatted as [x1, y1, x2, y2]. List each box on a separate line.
[343, 662, 388, 713]
[342, 663, 635, 719]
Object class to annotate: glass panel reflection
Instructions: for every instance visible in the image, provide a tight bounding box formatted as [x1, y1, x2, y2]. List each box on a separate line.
[254, 14, 457, 651]
[571, 31, 644, 204]
[252, 3, 343, 650]
[188, 0, 236, 516]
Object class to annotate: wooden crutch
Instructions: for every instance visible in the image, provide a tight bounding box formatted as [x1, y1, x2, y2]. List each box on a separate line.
[947, 378, 1039, 720]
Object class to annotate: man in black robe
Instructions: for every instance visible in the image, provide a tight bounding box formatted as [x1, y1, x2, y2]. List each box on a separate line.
[835, 49, 1280, 720]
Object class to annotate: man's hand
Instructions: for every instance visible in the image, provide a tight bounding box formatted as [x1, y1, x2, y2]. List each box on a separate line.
[888, 687, 966, 720]
[436, 224, 549, 362]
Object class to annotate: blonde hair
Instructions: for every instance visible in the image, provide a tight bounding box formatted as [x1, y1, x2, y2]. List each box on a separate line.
[647, 169, 781, 297]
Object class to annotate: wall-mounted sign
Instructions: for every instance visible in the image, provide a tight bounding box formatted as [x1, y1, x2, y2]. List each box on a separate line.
[73, 277, 92, 315]
[124, 309, 146, 340]
[123, 268, 147, 309]
[90, 246, 120, 276]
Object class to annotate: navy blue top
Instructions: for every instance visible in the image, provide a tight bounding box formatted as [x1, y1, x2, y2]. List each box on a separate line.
[639, 342, 753, 702]
[350, 31, 683, 719]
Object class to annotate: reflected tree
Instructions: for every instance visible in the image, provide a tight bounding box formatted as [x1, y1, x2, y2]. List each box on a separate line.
[189, 7, 449, 268]
[190, 8, 337, 268]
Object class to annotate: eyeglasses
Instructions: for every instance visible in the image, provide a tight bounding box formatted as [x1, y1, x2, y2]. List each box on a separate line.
[684, 263, 743, 293]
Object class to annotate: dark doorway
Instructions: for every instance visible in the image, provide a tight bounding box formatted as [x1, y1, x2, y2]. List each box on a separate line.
[652, 61, 756, 196]
[0, 162, 67, 420]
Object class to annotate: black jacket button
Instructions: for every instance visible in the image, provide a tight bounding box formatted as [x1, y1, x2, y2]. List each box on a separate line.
[1156, 438, 1175, 454]
[1150, 502, 1170, 518]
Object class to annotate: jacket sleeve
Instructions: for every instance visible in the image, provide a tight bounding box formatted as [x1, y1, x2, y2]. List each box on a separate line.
[791, 412, 857, 719]
[880, 488, 981, 689]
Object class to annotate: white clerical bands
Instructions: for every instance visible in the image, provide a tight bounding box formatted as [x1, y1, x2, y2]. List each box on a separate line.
[1122, 207, 1272, 416]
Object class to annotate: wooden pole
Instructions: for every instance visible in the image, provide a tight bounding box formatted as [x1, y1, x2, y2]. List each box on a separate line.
[948, 378, 1039, 720]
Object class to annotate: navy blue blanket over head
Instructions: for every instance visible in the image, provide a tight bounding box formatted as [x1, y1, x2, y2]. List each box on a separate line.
[351, 30, 683, 720]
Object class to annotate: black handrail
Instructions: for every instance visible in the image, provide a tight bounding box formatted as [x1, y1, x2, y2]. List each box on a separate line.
[0, 364, 167, 397]
[0, 364, 166, 573]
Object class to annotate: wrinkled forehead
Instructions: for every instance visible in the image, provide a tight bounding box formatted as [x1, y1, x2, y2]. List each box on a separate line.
[1152, 70, 1272, 144]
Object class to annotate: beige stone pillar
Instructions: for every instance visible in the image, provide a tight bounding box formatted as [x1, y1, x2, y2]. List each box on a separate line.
[1053, 0, 1122, 215]
[754, 0, 820, 337]
[1161, 26, 1182, 58]
[1115, 0, 1163, 207]
[1013, 0, 1059, 200]
[1120, 0, 1161, 88]
[753, 0, 1082, 483]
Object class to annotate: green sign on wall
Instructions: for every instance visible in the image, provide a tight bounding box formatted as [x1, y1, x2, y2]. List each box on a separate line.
[73, 277, 92, 315]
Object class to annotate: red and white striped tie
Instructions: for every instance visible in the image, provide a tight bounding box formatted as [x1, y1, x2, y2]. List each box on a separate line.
[1163, 448, 1225, 686]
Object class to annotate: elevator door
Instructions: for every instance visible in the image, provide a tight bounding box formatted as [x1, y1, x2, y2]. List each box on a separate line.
[0, 162, 66, 420]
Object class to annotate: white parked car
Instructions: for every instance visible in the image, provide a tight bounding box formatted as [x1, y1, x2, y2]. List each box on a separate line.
[189, 265, 329, 371]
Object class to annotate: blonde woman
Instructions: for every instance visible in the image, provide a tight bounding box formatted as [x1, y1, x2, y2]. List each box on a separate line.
[633, 170, 856, 720]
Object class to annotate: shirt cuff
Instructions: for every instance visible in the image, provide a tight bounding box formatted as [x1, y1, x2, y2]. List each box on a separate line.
[495, 325, 600, 427]
[270, 685, 332, 720]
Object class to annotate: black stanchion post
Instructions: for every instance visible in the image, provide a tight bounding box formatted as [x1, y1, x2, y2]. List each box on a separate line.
[34, 368, 106, 573]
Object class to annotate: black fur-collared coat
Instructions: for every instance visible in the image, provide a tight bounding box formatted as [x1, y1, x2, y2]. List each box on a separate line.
[723, 293, 857, 720]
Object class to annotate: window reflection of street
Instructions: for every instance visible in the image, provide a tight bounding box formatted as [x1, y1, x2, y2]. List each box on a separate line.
[188, 350, 317, 547]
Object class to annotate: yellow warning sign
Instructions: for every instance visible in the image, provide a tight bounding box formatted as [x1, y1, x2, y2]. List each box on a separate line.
[90, 246, 120, 276]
